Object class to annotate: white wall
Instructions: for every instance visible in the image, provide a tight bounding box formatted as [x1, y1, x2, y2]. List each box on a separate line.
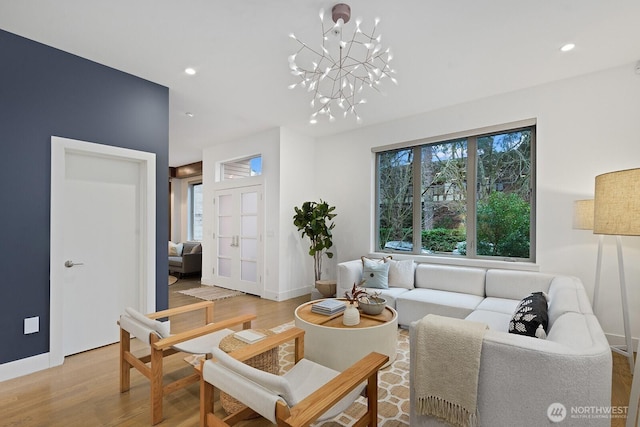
[201, 128, 317, 301]
[280, 128, 318, 294]
[315, 62, 640, 345]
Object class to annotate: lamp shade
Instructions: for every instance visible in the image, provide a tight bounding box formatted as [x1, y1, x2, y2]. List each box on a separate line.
[593, 168, 640, 236]
[572, 199, 594, 230]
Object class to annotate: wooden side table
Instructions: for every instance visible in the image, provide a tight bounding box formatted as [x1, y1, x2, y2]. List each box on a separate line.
[218, 329, 278, 416]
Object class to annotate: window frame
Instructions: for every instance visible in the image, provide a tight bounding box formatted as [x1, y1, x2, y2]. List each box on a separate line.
[374, 119, 536, 263]
[188, 181, 203, 242]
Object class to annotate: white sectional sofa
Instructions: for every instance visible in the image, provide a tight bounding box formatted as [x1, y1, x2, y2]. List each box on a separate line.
[337, 259, 613, 426]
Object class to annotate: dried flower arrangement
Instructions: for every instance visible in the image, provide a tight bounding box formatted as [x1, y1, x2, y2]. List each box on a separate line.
[344, 281, 367, 305]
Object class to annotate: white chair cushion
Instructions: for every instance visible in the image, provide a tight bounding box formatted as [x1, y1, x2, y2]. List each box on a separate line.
[211, 347, 365, 422]
[172, 328, 232, 354]
[212, 347, 294, 403]
[124, 307, 170, 338]
[284, 358, 365, 421]
[203, 358, 283, 423]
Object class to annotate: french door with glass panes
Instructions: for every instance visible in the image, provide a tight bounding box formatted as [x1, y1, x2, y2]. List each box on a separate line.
[213, 185, 263, 296]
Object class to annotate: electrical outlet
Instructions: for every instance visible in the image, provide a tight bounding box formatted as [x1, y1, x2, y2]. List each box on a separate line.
[24, 316, 39, 334]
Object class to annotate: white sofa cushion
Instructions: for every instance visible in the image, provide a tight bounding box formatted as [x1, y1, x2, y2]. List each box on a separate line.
[465, 310, 511, 332]
[474, 297, 519, 315]
[485, 269, 554, 300]
[370, 287, 411, 309]
[414, 264, 486, 296]
[396, 289, 484, 326]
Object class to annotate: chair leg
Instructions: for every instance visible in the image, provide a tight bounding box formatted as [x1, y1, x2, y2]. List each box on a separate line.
[200, 369, 214, 427]
[119, 328, 131, 393]
[367, 372, 379, 427]
[150, 346, 164, 425]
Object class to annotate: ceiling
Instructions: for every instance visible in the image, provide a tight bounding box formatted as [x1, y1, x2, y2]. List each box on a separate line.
[1, 1, 639, 167]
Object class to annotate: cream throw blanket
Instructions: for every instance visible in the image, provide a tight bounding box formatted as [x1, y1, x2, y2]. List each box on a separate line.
[415, 314, 488, 427]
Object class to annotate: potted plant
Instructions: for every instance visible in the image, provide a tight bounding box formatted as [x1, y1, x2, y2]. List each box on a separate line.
[293, 200, 337, 288]
[343, 282, 366, 326]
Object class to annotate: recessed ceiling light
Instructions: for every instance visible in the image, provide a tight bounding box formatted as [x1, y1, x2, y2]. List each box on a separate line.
[185, 67, 196, 75]
[560, 43, 575, 52]
[185, 112, 194, 117]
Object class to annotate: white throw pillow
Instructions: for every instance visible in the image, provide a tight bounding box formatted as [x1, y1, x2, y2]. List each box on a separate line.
[388, 259, 415, 289]
[168, 241, 184, 256]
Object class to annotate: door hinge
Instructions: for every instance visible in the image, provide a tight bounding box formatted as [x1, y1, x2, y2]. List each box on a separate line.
[212, 267, 215, 275]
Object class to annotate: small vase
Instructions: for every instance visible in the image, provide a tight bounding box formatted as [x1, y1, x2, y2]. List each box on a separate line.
[343, 304, 360, 326]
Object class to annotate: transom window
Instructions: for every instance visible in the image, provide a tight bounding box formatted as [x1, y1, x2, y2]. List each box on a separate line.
[376, 123, 535, 262]
[222, 155, 262, 180]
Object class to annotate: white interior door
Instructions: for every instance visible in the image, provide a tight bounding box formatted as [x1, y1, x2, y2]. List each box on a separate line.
[214, 185, 263, 296]
[50, 137, 156, 364]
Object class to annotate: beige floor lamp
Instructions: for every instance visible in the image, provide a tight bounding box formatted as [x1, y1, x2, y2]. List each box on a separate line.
[593, 168, 640, 427]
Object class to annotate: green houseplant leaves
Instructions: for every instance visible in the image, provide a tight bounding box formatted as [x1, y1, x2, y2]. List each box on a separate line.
[293, 200, 337, 282]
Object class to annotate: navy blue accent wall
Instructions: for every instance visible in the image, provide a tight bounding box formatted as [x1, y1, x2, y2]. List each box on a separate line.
[0, 29, 169, 364]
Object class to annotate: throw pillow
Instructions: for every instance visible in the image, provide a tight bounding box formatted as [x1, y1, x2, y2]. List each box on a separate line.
[508, 292, 549, 339]
[190, 243, 202, 254]
[361, 255, 391, 264]
[361, 257, 390, 289]
[388, 259, 415, 289]
[168, 241, 183, 256]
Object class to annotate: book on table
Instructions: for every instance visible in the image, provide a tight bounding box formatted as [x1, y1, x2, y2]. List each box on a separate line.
[311, 299, 346, 315]
[234, 329, 266, 344]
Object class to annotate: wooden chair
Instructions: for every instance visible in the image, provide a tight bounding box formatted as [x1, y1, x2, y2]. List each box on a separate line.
[199, 327, 388, 427]
[118, 301, 256, 425]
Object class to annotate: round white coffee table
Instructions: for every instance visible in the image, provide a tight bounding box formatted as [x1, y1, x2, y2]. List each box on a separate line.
[294, 299, 398, 371]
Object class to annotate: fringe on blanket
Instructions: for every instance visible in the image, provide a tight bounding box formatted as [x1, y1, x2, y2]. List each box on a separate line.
[417, 396, 479, 427]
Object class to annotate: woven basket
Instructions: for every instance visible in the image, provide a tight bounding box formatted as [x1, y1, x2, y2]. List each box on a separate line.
[219, 329, 279, 416]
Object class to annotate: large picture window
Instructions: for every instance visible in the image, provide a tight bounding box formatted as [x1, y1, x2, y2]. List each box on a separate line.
[376, 123, 535, 261]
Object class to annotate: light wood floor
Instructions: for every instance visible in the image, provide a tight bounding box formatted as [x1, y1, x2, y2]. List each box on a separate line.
[0, 278, 633, 426]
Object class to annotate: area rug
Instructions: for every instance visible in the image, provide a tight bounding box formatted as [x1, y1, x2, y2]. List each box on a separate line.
[176, 285, 243, 301]
[168, 275, 178, 285]
[187, 321, 410, 425]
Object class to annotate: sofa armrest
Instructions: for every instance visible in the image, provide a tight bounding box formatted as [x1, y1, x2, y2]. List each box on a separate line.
[409, 319, 612, 426]
[337, 260, 364, 299]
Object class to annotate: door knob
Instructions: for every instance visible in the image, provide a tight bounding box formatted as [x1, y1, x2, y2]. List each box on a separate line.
[64, 260, 84, 268]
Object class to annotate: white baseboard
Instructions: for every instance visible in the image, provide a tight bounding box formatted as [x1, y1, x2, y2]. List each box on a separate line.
[263, 286, 312, 302]
[0, 352, 50, 383]
[605, 332, 639, 352]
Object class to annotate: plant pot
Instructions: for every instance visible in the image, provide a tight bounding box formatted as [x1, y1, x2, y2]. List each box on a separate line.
[315, 280, 337, 298]
[342, 304, 360, 326]
[358, 297, 386, 315]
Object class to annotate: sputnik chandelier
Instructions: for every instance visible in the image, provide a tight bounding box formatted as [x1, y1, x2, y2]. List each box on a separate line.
[288, 3, 397, 124]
